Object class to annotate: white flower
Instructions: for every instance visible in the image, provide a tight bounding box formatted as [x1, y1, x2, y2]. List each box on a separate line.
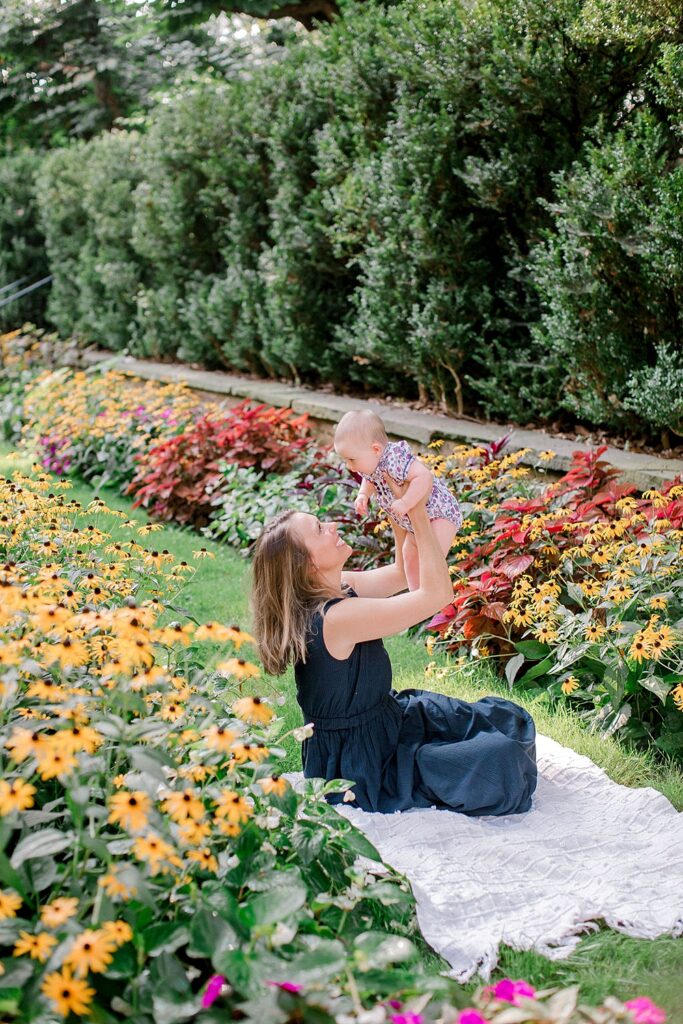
[293, 723, 314, 742]
[343, 789, 356, 803]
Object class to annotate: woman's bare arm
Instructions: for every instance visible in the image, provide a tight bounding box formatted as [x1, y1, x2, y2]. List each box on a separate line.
[341, 518, 408, 598]
[326, 498, 453, 659]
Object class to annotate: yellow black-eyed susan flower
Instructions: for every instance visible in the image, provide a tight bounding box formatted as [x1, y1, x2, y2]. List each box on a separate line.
[40, 897, 79, 928]
[232, 695, 272, 724]
[0, 779, 36, 815]
[63, 929, 116, 976]
[41, 967, 95, 1017]
[108, 791, 151, 833]
[13, 930, 58, 962]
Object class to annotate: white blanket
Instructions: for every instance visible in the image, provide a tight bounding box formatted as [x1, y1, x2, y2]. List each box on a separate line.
[292, 735, 683, 981]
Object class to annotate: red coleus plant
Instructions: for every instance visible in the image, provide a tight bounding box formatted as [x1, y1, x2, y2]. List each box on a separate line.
[427, 446, 639, 655]
[127, 400, 312, 526]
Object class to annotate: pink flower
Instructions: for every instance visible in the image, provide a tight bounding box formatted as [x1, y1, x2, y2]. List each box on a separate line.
[624, 997, 667, 1024]
[387, 1001, 403, 1010]
[267, 981, 304, 994]
[390, 1014, 423, 1024]
[457, 1011, 488, 1024]
[486, 978, 536, 1005]
[201, 975, 227, 1008]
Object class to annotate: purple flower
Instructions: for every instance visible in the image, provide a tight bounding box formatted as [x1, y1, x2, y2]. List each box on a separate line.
[624, 997, 667, 1024]
[457, 1012, 488, 1024]
[390, 1014, 423, 1024]
[201, 974, 227, 1009]
[267, 981, 304, 994]
[486, 979, 536, 1005]
[387, 1001, 403, 1010]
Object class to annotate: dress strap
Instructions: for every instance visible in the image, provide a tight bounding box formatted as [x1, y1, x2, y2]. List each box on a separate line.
[322, 586, 357, 616]
[322, 595, 346, 616]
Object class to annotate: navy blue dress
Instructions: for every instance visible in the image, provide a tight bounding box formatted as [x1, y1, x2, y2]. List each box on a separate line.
[294, 590, 537, 815]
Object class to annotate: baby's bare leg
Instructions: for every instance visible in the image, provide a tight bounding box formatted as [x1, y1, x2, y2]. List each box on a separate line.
[402, 533, 420, 591]
[431, 517, 458, 555]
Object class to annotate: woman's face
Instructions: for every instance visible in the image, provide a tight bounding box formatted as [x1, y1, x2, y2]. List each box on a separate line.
[291, 512, 351, 575]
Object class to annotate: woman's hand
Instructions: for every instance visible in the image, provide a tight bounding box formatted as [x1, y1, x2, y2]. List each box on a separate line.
[382, 473, 407, 501]
[385, 471, 428, 520]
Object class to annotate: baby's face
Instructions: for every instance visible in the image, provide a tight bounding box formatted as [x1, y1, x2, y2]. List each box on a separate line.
[334, 437, 383, 476]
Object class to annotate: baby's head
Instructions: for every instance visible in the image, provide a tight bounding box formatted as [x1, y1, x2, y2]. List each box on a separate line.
[334, 410, 388, 476]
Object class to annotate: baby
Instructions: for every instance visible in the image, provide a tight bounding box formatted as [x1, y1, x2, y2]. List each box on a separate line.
[334, 409, 462, 591]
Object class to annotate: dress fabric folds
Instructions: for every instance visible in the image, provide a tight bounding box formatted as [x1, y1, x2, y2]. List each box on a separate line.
[294, 592, 538, 815]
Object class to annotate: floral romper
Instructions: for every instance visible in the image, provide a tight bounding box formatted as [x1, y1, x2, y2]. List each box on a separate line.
[363, 439, 462, 534]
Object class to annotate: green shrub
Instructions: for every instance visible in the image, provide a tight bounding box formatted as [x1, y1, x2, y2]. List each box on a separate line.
[20, 0, 683, 437]
[35, 132, 143, 349]
[530, 46, 683, 434]
[0, 150, 48, 331]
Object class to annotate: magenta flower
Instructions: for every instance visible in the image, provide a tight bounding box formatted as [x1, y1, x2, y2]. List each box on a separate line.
[390, 1014, 423, 1024]
[457, 1012, 488, 1024]
[387, 1000, 403, 1010]
[486, 978, 536, 1004]
[624, 997, 667, 1024]
[267, 981, 304, 994]
[201, 974, 227, 1009]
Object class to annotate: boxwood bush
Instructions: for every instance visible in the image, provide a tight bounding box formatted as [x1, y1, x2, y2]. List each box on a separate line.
[6, 0, 680, 438]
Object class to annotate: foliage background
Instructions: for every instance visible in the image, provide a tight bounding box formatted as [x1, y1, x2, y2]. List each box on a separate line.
[2, 0, 683, 440]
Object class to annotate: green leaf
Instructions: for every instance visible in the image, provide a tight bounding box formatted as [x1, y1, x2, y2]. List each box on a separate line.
[0, 959, 34, 989]
[337, 828, 381, 863]
[143, 923, 190, 956]
[270, 939, 346, 986]
[565, 581, 586, 606]
[214, 949, 260, 999]
[638, 673, 672, 703]
[353, 932, 417, 971]
[151, 994, 199, 1024]
[27, 855, 59, 893]
[103, 942, 138, 979]
[548, 642, 591, 674]
[128, 745, 176, 782]
[187, 908, 238, 960]
[10, 829, 73, 868]
[290, 825, 325, 866]
[362, 881, 413, 907]
[516, 656, 554, 685]
[0, 851, 26, 897]
[505, 652, 525, 688]
[248, 875, 308, 927]
[513, 639, 550, 659]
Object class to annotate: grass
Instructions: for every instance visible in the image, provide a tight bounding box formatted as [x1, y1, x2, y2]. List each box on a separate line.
[2, 443, 682, 1016]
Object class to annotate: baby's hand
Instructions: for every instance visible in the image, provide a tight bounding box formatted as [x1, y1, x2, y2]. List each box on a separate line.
[355, 494, 369, 517]
[390, 498, 410, 517]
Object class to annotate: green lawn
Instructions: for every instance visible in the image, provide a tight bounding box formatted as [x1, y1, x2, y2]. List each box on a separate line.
[2, 444, 682, 1016]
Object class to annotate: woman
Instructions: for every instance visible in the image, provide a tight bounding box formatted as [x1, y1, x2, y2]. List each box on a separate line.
[250, 483, 537, 815]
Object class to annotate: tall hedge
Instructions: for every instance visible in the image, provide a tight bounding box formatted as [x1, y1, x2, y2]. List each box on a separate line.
[15, 0, 683, 436]
[530, 42, 683, 438]
[0, 149, 49, 331]
[37, 131, 144, 349]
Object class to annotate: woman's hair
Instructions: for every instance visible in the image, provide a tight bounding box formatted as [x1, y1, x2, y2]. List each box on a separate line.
[250, 510, 336, 676]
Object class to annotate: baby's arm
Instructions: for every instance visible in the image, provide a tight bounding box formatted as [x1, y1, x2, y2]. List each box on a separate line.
[355, 478, 376, 516]
[389, 460, 432, 517]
